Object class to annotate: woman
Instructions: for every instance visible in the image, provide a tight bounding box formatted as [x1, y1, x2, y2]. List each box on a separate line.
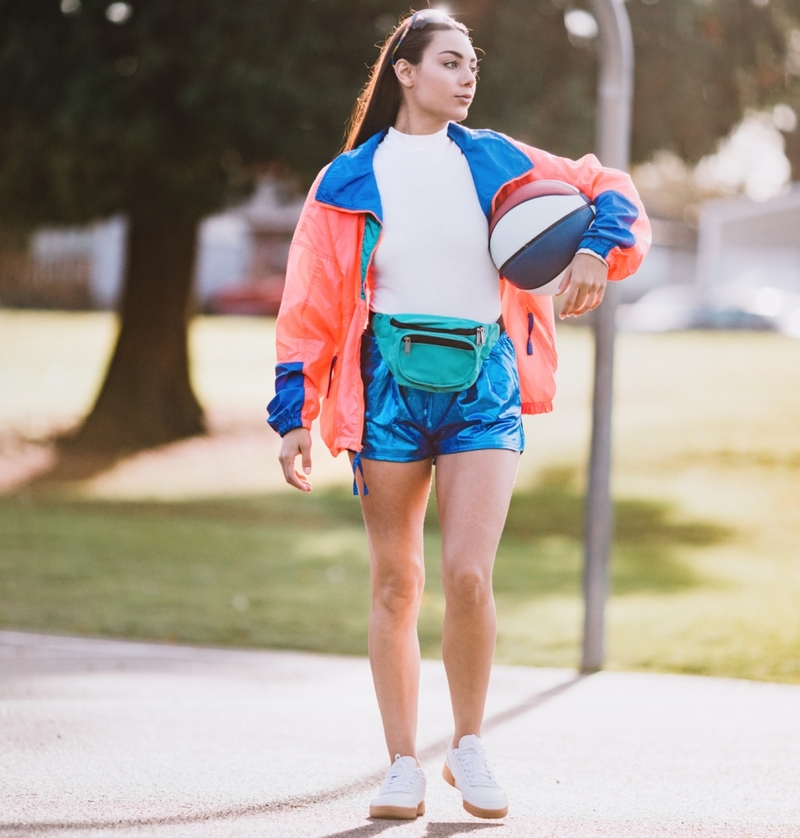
[268, 9, 649, 822]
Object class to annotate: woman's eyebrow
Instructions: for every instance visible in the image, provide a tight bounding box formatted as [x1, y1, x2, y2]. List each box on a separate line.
[438, 49, 478, 63]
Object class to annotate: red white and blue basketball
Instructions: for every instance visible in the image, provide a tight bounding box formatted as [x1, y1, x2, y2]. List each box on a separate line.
[489, 180, 596, 294]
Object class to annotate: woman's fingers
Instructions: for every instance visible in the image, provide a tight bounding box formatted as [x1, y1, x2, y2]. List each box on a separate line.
[557, 253, 608, 319]
[555, 265, 572, 297]
[278, 428, 313, 492]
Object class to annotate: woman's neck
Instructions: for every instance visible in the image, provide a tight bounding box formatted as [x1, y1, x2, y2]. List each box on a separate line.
[393, 104, 449, 136]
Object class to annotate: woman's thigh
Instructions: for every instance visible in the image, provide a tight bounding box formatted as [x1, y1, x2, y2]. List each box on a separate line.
[351, 455, 433, 587]
[434, 448, 520, 580]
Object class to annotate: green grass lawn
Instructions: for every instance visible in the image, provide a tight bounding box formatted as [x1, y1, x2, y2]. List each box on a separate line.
[1, 311, 799, 682]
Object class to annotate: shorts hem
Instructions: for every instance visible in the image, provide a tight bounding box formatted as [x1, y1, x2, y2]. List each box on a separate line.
[436, 441, 524, 456]
[360, 441, 524, 463]
[359, 451, 433, 463]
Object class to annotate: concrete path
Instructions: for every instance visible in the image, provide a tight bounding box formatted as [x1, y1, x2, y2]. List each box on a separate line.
[1, 631, 798, 838]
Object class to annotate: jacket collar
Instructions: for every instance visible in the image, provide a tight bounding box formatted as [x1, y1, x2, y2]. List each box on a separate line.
[315, 123, 534, 221]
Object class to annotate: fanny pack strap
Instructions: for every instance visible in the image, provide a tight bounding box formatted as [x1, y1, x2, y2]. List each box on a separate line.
[366, 312, 505, 335]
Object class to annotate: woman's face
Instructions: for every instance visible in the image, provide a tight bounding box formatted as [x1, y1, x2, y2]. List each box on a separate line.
[395, 29, 478, 127]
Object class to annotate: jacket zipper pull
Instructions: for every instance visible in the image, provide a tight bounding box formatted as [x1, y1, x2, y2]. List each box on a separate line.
[403, 336, 411, 355]
[527, 313, 534, 356]
[477, 326, 485, 347]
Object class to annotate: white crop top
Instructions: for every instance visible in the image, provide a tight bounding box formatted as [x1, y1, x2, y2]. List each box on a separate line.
[371, 126, 501, 322]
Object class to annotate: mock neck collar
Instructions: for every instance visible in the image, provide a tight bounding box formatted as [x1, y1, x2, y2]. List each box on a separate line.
[315, 122, 534, 221]
[383, 125, 451, 151]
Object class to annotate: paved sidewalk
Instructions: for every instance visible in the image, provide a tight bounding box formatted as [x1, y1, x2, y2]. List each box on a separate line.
[1, 631, 798, 838]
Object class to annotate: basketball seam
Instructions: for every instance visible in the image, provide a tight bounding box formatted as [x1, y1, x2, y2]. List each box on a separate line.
[488, 180, 581, 235]
[498, 205, 596, 276]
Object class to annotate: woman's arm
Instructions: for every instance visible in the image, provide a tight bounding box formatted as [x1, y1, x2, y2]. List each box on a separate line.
[267, 170, 343, 490]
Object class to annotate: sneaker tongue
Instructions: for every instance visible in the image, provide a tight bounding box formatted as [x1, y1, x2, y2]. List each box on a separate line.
[394, 755, 418, 769]
[458, 734, 484, 751]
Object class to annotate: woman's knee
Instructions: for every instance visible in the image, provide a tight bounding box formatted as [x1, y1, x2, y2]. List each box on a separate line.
[442, 565, 493, 609]
[372, 565, 425, 616]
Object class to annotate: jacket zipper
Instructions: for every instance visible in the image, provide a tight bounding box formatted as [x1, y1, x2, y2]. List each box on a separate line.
[527, 313, 534, 355]
[525, 310, 556, 357]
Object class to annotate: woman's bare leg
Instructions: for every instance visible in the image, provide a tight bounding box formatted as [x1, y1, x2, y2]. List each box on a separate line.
[355, 455, 433, 763]
[434, 449, 519, 744]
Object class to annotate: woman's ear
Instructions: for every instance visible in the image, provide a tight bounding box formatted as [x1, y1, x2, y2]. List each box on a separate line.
[393, 58, 415, 89]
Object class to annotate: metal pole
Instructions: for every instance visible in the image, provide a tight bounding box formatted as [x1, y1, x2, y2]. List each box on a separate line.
[581, 0, 634, 673]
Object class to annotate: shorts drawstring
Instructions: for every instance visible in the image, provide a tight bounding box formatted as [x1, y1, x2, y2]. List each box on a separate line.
[352, 451, 369, 497]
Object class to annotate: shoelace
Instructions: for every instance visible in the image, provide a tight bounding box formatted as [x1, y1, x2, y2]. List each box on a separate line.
[455, 746, 498, 787]
[380, 756, 420, 794]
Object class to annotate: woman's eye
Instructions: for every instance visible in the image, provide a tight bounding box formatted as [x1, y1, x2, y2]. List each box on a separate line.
[445, 60, 457, 68]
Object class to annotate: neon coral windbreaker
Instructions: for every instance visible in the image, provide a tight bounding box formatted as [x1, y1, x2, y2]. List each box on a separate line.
[268, 123, 651, 457]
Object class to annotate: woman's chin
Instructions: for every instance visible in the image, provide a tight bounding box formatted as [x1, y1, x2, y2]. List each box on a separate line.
[445, 104, 471, 123]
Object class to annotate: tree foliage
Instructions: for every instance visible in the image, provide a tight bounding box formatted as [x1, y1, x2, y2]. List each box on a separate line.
[461, 0, 791, 167]
[0, 0, 408, 227]
[2, 0, 794, 226]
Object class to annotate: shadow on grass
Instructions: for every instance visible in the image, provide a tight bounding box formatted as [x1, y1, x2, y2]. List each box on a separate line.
[494, 466, 731, 597]
[0, 467, 731, 654]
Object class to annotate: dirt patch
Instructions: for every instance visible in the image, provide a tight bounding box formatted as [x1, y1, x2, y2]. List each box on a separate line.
[0, 411, 349, 500]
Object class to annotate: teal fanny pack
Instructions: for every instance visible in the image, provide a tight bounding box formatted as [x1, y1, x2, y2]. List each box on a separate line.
[370, 312, 501, 393]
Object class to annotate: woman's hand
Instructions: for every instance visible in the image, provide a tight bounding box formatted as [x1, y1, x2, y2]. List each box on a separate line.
[556, 252, 609, 319]
[279, 427, 313, 492]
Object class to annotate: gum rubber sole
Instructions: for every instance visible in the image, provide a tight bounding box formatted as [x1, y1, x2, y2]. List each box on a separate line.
[369, 801, 425, 820]
[442, 762, 509, 820]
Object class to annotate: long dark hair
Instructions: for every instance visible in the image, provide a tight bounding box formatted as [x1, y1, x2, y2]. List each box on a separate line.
[342, 11, 471, 152]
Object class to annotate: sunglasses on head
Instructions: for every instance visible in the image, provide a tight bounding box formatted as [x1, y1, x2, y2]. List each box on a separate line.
[390, 9, 454, 66]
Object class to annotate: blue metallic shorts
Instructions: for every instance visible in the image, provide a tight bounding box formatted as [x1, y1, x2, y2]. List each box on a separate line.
[360, 330, 525, 462]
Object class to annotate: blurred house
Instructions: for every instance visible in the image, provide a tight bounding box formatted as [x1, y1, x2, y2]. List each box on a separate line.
[207, 179, 305, 316]
[619, 185, 800, 337]
[695, 183, 800, 292]
[0, 177, 305, 314]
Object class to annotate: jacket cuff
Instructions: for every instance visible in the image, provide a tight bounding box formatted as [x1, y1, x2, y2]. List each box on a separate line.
[267, 362, 307, 438]
[272, 419, 305, 437]
[577, 237, 615, 260]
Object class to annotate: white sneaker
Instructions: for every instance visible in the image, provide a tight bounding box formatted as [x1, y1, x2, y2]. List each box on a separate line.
[369, 755, 426, 820]
[443, 734, 508, 819]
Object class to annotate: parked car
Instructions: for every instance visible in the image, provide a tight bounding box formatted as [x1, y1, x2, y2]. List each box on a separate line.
[208, 274, 286, 316]
[617, 284, 800, 337]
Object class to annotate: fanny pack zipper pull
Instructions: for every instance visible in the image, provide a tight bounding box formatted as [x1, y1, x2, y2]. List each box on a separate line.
[403, 335, 411, 354]
[476, 326, 485, 347]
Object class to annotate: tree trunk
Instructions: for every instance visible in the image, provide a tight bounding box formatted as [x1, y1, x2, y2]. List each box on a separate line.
[784, 128, 800, 184]
[69, 210, 206, 453]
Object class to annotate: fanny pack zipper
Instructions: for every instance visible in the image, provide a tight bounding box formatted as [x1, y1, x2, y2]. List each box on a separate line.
[390, 318, 486, 348]
[402, 334, 476, 354]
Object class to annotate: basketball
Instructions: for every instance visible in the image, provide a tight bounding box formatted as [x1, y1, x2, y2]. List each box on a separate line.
[489, 180, 596, 294]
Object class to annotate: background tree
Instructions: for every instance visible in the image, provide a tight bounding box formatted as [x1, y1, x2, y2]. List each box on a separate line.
[462, 0, 789, 167]
[0, 0, 795, 459]
[0, 0, 403, 454]
[766, 0, 800, 179]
